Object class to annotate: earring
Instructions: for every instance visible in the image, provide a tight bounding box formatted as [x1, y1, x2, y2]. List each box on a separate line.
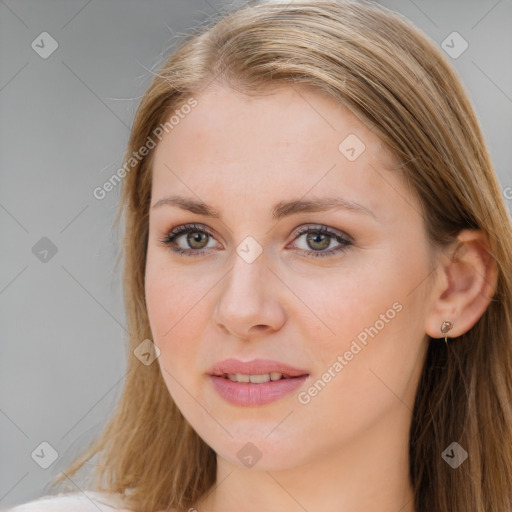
[440, 321, 453, 344]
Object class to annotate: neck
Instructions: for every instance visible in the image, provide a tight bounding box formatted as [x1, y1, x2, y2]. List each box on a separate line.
[193, 404, 416, 512]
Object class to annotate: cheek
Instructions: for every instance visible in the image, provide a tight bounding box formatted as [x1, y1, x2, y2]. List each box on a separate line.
[288, 246, 427, 401]
[144, 255, 216, 379]
[145, 257, 188, 351]
[285, 256, 406, 350]
[145, 271, 204, 409]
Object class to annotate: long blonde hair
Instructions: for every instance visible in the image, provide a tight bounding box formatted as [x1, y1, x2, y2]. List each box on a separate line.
[49, 1, 512, 511]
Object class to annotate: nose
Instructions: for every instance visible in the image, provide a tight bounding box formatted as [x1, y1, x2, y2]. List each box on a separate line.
[212, 248, 286, 340]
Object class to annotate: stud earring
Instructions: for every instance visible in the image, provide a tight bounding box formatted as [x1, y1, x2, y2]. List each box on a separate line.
[440, 321, 454, 344]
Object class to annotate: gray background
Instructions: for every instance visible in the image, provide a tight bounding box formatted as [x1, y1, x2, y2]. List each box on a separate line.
[1, 0, 511, 509]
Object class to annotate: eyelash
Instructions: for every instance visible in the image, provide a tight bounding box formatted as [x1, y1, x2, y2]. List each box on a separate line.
[157, 223, 353, 259]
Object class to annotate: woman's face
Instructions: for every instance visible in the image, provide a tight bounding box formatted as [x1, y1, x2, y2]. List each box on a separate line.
[145, 84, 434, 471]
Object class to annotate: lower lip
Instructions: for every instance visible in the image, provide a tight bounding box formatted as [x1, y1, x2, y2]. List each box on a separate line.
[208, 375, 309, 406]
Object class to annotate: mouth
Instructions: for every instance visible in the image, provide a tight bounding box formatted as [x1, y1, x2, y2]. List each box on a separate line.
[208, 373, 309, 406]
[208, 358, 310, 380]
[207, 358, 310, 406]
[216, 372, 305, 383]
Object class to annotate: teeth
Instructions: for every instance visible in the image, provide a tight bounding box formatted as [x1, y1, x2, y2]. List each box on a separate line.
[225, 372, 285, 383]
[249, 374, 270, 383]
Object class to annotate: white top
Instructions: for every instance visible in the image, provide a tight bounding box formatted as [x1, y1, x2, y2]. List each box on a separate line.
[4, 492, 133, 512]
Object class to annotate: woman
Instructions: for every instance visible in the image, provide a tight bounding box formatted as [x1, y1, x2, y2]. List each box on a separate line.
[8, 0, 512, 511]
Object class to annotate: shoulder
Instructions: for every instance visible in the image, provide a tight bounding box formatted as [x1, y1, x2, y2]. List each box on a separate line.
[5, 491, 133, 512]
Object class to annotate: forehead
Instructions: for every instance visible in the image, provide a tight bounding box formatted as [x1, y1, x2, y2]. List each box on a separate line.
[150, 84, 402, 221]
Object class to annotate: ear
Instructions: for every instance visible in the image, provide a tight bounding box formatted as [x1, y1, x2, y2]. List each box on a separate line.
[424, 229, 498, 340]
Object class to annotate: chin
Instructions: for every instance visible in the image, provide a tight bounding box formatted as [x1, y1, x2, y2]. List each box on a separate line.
[198, 424, 310, 471]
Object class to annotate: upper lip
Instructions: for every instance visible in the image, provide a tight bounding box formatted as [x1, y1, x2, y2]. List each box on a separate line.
[208, 358, 309, 378]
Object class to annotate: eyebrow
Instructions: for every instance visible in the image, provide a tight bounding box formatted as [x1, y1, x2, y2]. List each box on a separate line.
[151, 195, 377, 220]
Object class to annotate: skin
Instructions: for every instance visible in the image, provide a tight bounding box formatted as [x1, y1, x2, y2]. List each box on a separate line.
[144, 83, 497, 512]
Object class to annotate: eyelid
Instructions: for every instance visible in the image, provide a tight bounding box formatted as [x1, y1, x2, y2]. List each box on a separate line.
[289, 223, 354, 243]
[159, 222, 353, 259]
[164, 222, 351, 245]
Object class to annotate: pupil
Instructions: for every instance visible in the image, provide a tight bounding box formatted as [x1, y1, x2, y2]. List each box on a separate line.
[188, 232, 207, 248]
[308, 232, 329, 250]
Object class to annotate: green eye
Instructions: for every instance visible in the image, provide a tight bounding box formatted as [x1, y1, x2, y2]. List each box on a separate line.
[158, 223, 353, 258]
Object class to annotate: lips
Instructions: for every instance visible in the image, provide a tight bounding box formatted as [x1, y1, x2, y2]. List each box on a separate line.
[208, 358, 309, 378]
[209, 374, 309, 406]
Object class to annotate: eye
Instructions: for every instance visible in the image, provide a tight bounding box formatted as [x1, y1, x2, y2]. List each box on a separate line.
[157, 223, 219, 256]
[288, 224, 353, 258]
[157, 223, 353, 258]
